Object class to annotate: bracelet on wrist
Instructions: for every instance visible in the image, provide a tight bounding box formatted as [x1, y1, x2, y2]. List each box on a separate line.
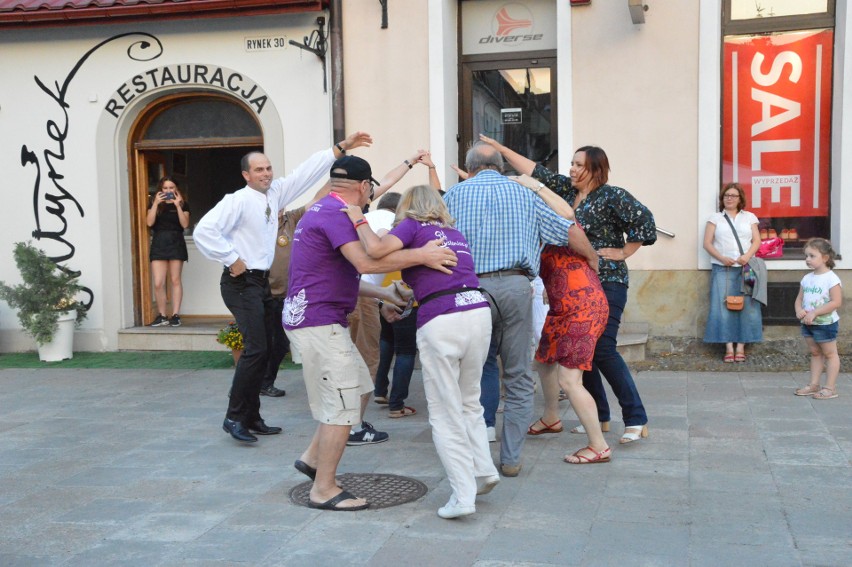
[353, 218, 368, 229]
[534, 182, 544, 194]
[404, 159, 413, 170]
[335, 143, 346, 155]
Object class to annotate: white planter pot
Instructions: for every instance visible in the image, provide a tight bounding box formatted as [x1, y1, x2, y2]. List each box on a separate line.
[37, 311, 75, 362]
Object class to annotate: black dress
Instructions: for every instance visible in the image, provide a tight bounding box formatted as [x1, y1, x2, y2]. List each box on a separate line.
[149, 202, 189, 262]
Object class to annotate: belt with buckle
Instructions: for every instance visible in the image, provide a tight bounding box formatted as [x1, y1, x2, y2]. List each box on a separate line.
[476, 269, 527, 279]
[225, 268, 270, 278]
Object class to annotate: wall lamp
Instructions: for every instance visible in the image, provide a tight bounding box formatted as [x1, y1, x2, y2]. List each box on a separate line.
[628, 0, 648, 25]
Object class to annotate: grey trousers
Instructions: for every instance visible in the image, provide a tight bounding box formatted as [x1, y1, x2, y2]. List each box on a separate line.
[479, 274, 534, 467]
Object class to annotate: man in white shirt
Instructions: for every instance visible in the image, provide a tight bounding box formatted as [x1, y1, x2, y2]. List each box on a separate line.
[194, 132, 372, 443]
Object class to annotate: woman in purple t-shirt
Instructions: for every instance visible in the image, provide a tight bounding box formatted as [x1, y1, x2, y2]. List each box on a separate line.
[343, 185, 499, 520]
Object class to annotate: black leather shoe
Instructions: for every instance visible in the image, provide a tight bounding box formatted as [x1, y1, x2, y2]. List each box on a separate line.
[248, 419, 282, 435]
[260, 385, 286, 397]
[222, 418, 257, 443]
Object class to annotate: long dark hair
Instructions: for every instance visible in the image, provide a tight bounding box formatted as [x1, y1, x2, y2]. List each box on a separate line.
[155, 176, 180, 215]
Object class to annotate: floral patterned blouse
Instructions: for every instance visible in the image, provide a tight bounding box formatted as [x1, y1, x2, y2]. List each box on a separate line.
[532, 164, 657, 286]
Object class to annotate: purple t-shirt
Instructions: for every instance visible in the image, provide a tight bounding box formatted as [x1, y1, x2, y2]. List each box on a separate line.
[283, 194, 360, 330]
[391, 218, 489, 328]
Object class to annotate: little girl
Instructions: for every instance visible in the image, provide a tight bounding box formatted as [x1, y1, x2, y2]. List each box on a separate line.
[794, 238, 843, 399]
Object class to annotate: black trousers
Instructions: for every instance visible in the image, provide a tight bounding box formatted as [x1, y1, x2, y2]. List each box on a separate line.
[261, 297, 290, 389]
[220, 271, 275, 424]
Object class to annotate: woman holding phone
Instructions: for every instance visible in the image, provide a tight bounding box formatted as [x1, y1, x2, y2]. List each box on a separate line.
[146, 175, 190, 327]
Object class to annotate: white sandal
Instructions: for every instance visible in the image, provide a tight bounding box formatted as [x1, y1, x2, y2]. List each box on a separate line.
[620, 425, 649, 444]
[570, 421, 611, 434]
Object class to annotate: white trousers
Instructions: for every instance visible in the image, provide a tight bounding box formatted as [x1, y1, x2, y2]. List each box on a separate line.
[417, 307, 497, 506]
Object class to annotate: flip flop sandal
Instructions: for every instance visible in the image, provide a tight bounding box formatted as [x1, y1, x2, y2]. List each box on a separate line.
[570, 421, 611, 434]
[527, 418, 563, 435]
[308, 490, 369, 511]
[389, 406, 417, 418]
[294, 459, 317, 480]
[564, 446, 611, 464]
[620, 425, 649, 444]
[794, 384, 820, 396]
[723, 354, 735, 363]
[813, 388, 838, 400]
[735, 353, 746, 363]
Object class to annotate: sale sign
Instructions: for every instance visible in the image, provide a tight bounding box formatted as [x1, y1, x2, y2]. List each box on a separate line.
[722, 29, 833, 218]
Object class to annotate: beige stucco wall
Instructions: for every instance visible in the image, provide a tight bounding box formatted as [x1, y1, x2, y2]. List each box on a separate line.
[571, 2, 700, 273]
[342, 0, 436, 191]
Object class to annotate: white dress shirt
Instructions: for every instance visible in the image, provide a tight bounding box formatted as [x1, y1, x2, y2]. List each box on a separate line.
[194, 148, 335, 270]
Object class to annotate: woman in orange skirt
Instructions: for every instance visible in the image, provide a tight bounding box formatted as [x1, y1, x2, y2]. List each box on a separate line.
[514, 174, 611, 464]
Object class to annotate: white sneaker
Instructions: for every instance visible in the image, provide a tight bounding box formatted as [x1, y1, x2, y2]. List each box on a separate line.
[486, 426, 496, 443]
[476, 474, 500, 496]
[437, 497, 475, 519]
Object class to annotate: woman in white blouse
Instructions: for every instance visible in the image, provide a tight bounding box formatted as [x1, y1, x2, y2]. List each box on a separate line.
[703, 183, 763, 362]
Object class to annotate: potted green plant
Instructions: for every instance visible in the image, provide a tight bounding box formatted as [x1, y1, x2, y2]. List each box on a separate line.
[0, 241, 88, 361]
[216, 321, 244, 365]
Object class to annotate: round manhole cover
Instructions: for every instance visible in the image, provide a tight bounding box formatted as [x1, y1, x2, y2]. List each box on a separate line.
[289, 473, 428, 510]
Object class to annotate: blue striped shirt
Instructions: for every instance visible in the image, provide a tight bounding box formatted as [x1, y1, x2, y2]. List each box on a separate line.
[444, 170, 574, 277]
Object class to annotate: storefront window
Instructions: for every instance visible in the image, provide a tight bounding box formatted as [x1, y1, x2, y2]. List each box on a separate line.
[730, 0, 828, 21]
[722, 1, 835, 257]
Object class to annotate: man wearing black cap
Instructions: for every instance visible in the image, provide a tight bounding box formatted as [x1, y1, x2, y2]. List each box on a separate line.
[194, 133, 372, 443]
[283, 155, 457, 510]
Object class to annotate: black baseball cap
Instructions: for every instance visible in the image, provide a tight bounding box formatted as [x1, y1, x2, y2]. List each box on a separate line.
[329, 156, 379, 185]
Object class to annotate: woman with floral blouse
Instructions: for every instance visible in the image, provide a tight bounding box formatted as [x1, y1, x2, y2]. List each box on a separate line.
[480, 135, 657, 445]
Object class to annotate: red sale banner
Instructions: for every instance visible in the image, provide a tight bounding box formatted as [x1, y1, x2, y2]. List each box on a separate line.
[722, 29, 833, 219]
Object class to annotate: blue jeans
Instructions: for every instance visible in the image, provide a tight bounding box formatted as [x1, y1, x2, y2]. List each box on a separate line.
[582, 281, 648, 427]
[374, 308, 417, 411]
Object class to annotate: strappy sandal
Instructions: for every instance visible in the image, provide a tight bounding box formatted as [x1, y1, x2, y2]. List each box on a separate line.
[389, 406, 417, 418]
[794, 384, 820, 396]
[620, 425, 649, 444]
[735, 353, 746, 363]
[527, 418, 563, 435]
[813, 387, 838, 400]
[564, 446, 611, 464]
[723, 353, 735, 363]
[570, 421, 611, 434]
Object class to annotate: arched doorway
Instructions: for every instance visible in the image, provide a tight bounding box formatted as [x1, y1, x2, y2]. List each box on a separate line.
[128, 93, 263, 326]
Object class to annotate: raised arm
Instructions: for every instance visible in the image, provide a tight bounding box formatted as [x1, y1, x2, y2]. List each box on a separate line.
[417, 150, 442, 191]
[479, 133, 536, 175]
[512, 174, 574, 220]
[371, 150, 429, 201]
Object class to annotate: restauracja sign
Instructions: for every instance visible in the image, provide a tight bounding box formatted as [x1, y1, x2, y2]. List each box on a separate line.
[105, 63, 269, 118]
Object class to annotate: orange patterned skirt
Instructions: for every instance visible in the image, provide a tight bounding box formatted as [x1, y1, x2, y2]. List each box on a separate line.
[535, 245, 609, 371]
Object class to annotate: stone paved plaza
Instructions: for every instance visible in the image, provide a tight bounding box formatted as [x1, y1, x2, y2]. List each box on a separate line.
[0, 366, 850, 566]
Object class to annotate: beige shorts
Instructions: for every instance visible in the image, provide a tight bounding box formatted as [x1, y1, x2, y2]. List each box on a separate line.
[285, 324, 373, 426]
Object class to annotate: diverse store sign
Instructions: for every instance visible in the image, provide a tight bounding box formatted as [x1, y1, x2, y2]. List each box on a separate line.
[461, 0, 556, 55]
[723, 29, 833, 219]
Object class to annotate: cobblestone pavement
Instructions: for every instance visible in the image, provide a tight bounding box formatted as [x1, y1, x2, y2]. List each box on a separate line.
[0, 366, 850, 566]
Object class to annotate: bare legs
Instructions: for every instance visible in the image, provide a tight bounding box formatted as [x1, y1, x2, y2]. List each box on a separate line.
[537, 363, 609, 462]
[299, 424, 366, 509]
[802, 337, 840, 395]
[168, 260, 183, 315]
[529, 364, 561, 432]
[151, 259, 184, 316]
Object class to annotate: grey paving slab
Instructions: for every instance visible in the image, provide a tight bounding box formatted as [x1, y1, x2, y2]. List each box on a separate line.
[0, 367, 850, 566]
